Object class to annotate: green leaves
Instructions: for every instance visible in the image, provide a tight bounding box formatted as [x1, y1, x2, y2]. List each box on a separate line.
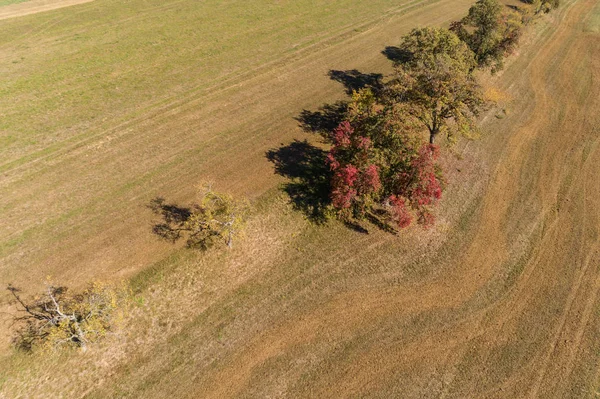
[384, 27, 485, 144]
[451, 0, 524, 73]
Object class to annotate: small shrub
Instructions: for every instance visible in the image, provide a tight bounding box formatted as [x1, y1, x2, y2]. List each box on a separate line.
[149, 184, 249, 249]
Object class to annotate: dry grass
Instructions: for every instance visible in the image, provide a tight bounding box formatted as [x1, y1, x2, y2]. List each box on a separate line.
[1, 0, 599, 397]
[0, 0, 94, 20]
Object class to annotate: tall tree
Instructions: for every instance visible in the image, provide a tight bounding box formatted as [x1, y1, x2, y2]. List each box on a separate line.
[327, 89, 444, 229]
[450, 0, 523, 73]
[385, 27, 485, 144]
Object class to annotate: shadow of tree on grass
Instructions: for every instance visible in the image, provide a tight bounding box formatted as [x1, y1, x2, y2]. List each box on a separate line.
[147, 197, 193, 243]
[381, 46, 412, 65]
[328, 69, 383, 95]
[295, 69, 384, 141]
[266, 140, 331, 223]
[295, 101, 347, 141]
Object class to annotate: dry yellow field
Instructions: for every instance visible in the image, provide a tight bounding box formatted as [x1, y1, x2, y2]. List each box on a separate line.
[0, 0, 599, 397]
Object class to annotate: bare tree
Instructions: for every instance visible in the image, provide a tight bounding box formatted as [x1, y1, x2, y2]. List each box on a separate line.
[7, 283, 121, 351]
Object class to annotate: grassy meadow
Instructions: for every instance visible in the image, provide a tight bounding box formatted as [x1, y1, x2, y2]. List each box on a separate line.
[1, 0, 600, 397]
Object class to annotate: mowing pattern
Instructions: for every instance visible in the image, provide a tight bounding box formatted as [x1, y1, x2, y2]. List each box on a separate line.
[0, 0, 474, 310]
[0, 0, 599, 397]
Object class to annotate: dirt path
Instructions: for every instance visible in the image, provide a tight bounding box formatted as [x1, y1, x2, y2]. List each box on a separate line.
[0, 0, 93, 20]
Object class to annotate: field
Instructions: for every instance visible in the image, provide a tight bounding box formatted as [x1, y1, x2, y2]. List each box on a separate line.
[0, 0, 599, 397]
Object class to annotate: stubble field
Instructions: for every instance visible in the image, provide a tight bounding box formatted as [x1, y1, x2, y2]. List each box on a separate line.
[0, 0, 599, 397]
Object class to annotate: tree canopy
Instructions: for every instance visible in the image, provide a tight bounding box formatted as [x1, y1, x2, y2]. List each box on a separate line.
[327, 89, 444, 228]
[384, 27, 485, 144]
[149, 184, 249, 249]
[450, 0, 523, 73]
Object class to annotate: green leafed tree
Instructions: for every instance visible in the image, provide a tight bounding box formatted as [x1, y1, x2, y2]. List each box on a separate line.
[384, 27, 485, 144]
[450, 0, 524, 73]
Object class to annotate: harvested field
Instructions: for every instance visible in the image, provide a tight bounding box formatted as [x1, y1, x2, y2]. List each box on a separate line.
[0, 0, 599, 397]
[0, 0, 93, 20]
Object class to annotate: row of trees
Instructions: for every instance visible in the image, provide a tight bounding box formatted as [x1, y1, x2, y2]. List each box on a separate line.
[6, 0, 559, 353]
[327, 0, 557, 229]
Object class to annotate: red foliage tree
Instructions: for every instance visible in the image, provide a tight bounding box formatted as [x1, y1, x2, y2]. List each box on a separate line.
[326, 89, 444, 229]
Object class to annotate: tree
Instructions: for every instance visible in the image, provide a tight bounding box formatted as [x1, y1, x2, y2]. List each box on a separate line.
[520, 0, 558, 14]
[327, 89, 444, 229]
[7, 283, 122, 351]
[450, 0, 523, 73]
[149, 184, 249, 249]
[384, 27, 485, 144]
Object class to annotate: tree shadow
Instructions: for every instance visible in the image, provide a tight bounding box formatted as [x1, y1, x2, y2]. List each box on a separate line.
[366, 210, 397, 235]
[147, 197, 192, 243]
[266, 140, 331, 223]
[294, 69, 383, 140]
[328, 69, 383, 95]
[295, 101, 348, 141]
[343, 220, 369, 234]
[381, 46, 412, 65]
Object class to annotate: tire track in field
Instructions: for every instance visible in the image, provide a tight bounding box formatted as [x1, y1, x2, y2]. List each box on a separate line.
[0, 0, 93, 20]
[0, 0, 439, 174]
[189, 0, 600, 396]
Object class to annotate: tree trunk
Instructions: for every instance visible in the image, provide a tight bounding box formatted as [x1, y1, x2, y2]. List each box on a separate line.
[429, 123, 438, 144]
[227, 230, 233, 249]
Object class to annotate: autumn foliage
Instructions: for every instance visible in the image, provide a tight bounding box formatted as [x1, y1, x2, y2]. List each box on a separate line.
[326, 90, 444, 229]
[7, 282, 124, 352]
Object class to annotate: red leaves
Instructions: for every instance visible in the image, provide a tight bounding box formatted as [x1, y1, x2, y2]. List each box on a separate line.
[357, 136, 372, 151]
[333, 121, 353, 147]
[331, 186, 357, 209]
[340, 164, 359, 186]
[327, 120, 444, 230]
[360, 164, 381, 193]
[331, 163, 381, 210]
[326, 152, 340, 171]
[409, 144, 443, 207]
[389, 195, 413, 228]
[331, 165, 358, 209]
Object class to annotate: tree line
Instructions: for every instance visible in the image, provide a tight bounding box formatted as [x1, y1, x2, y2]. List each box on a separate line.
[5, 0, 559, 352]
[326, 0, 558, 229]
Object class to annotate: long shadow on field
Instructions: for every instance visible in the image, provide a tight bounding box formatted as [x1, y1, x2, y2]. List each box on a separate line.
[295, 101, 347, 142]
[295, 69, 383, 141]
[147, 197, 193, 243]
[381, 46, 411, 65]
[266, 140, 331, 223]
[327, 69, 383, 95]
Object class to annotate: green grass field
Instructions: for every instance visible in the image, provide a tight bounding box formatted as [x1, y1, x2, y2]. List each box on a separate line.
[0, 0, 29, 7]
[1, 0, 599, 397]
[0, 0, 437, 169]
